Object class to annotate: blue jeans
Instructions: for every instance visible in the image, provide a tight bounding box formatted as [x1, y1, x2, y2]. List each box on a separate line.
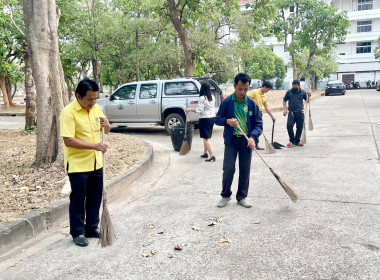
[221, 136, 252, 201]
[68, 168, 103, 237]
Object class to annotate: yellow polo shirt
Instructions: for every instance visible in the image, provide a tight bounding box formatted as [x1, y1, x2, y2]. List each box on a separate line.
[59, 100, 106, 173]
[248, 88, 267, 112]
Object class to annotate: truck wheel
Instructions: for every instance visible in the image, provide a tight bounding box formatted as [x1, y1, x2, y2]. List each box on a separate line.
[165, 113, 184, 134]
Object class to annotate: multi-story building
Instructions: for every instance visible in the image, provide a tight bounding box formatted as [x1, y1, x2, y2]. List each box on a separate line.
[237, 0, 380, 89]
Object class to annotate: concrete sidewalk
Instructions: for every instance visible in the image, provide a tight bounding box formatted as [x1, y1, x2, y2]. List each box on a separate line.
[1, 90, 380, 279]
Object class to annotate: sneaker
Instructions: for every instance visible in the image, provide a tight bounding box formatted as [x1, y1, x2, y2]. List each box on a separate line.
[287, 143, 294, 148]
[237, 198, 252, 208]
[73, 235, 89, 247]
[217, 197, 231, 208]
[296, 142, 304, 146]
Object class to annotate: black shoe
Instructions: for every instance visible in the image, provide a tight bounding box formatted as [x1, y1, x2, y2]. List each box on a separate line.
[73, 235, 89, 247]
[200, 153, 208, 158]
[205, 156, 216, 162]
[85, 229, 101, 238]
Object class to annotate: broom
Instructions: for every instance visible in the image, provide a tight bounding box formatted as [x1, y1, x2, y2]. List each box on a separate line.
[99, 127, 116, 247]
[308, 93, 314, 130]
[236, 124, 298, 202]
[262, 133, 276, 154]
[301, 117, 307, 144]
[179, 98, 190, 155]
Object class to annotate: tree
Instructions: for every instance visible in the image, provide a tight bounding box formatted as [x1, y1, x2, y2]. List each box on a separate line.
[375, 37, 380, 61]
[23, 0, 68, 165]
[272, 0, 350, 80]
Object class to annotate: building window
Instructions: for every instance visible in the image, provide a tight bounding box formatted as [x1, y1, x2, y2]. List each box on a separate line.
[358, 0, 373, 11]
[356, 42, 371, 53]
[357, 20, 372, 32]
[289, 5, 294, 12]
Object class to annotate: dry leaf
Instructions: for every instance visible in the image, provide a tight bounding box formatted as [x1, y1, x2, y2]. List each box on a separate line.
[208, 223, 216, 227]
[148, 224, 155, 229]
[143, 242, 151, 247]
[151, 250, 157, 255]
[147, 235, 153, 239]
[174, 244, 182, 251]
[192, 226, 200, 231]
[252, 221, 261, 224]
[219, 237, 232, 244]
[157, 232, 164, 234]
[141, 252, 150, 258]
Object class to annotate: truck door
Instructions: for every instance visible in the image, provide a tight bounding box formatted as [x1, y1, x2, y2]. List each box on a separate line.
[107, 84, 138, 122]
[137, 83, 161, 121]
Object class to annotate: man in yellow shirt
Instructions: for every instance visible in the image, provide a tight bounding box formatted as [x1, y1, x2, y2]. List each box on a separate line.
[59, 78, 111, 247]
[247, 81, 275, 150]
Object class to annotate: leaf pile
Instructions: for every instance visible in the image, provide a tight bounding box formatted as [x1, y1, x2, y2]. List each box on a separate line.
[0, 129, 145, 223]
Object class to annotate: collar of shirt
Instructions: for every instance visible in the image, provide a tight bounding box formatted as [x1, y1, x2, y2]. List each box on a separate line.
[232, 93, 248, 104]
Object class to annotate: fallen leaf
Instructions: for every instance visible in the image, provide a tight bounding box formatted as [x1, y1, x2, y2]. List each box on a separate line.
[219, 237, 232, 244]
[157, 232, 164, 234]
[143, 242, 151, 247]
[192, 226, 200, 231]
[148, 224, 155, 229]
[141, 252, 150, 258]
[208, 223, 216, 227]
[174, 244, 182, 251]
[147, 235, 153, 239]
[252, 221, 261, 224]
[151, 250, 157, 255]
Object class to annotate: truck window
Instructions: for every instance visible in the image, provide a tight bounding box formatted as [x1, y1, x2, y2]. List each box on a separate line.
[140, 84, 157, 99]
[164, 82, 198, 95]
[112, 85, 137, 100]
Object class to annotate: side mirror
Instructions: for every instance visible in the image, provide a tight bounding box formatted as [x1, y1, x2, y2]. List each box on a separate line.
[109, 95, 114, 101]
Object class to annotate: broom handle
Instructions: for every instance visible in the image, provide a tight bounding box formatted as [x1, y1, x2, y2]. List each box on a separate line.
[184, 98, 188, 137]
[101, 127, 107, 200]
[236, 124, 271, 170]
[271, 122, 274, 143]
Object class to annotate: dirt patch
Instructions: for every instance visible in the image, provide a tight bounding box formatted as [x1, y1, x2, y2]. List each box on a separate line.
[0, 129, 146, 223]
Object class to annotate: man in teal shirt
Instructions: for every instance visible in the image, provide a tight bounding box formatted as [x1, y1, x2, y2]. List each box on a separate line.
[215, 73, 263, 208]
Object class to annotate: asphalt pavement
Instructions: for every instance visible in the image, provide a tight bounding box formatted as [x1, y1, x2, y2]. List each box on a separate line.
[1, 89, 380, 279]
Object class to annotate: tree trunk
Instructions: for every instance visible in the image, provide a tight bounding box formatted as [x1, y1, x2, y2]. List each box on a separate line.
[0, 75, 10, 110]
[136, 29, 140, 81]
[167, 0, 194, 77]
[5, 77, 13, 104]
[92, 58, 99, 83]
[23, 0, 69, 165]
[24, 45, 37, 128]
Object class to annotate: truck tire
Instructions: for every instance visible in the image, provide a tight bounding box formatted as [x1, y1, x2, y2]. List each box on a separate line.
[165, 113, 184, 134]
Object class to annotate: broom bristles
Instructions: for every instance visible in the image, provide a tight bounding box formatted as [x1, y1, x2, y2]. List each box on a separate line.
[264, 138, 276, 154]
[309, 117, 314, 130]
[269, 168, 298, 202]
[179, 139, 190, 155]
[99, 200, 116, 247]
[301, 122, 306, 144]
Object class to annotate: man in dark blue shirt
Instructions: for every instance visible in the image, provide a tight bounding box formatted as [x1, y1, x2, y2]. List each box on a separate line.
[283, 80, 311, 147]
[215, 73, 263, 208]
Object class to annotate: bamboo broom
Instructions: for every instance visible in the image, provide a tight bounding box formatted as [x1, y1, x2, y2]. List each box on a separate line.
[308, 93, 314, 130]
[236, 124, 298, 202]
[262, 133, 276, 154]
[99, 127, 116, 247]
[179, 99, 190, 155]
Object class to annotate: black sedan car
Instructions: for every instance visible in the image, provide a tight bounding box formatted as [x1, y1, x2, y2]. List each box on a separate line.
[325, 80, 346, 96]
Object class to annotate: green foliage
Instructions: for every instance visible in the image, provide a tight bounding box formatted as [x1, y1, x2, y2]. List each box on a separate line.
[20, 126, 37, 134]
[295, 50, 338, 80]
[375, 37, 380, 61]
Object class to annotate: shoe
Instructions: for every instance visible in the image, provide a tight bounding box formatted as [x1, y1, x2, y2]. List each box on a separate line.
[217, 197, 231, 208]
[296, 142, 304, 146]
[287, 143, 294, 148]
[73, 235, 89, 247]
[200, 153, 208, 158]
[205, 156, 216, 162]
[85, 229, 101, 238]
[256, 146, 265, 150]
[237, 198, 252, 208]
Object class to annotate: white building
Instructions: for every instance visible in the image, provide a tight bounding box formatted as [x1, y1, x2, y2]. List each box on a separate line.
[238, 0, 380, 89]
[328, 0, 380, 87]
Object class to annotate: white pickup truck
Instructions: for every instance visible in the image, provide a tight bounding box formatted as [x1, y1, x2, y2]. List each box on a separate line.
[97, 78, 223, 133]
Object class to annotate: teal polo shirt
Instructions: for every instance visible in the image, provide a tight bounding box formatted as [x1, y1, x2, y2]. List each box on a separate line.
[232, 94, 248, 136]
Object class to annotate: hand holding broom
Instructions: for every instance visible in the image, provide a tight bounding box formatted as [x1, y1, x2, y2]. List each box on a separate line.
[180, 98, 190, 155]
[99, 127, 116, 247]
[236, 124, 298, 202]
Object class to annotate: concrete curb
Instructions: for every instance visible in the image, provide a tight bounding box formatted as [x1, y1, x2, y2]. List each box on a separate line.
[0, 141, 153, 256]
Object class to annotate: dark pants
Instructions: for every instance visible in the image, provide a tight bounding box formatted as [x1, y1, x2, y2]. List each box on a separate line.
[68, 168, 103, 237]
[221, 136, 252, 201]
[287, 112, 304, 144]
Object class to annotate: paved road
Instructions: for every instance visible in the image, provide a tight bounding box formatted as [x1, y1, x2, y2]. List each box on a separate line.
[1, 89, 380, 279]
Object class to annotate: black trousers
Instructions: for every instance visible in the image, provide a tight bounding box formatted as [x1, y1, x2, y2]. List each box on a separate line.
[287, 112, 304, 144]
[221, 136, 252, 201]
[68, 168, 103, 237]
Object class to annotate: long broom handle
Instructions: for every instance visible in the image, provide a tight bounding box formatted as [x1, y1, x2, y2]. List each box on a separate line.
[101, 127, 107, 201]
[184, 98, 188, 138]
[271, 122, 274, 143]
[236, 124, 271, 170]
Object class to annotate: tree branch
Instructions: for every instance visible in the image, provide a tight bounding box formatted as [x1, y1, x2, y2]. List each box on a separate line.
[1, 1, 25, 36]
